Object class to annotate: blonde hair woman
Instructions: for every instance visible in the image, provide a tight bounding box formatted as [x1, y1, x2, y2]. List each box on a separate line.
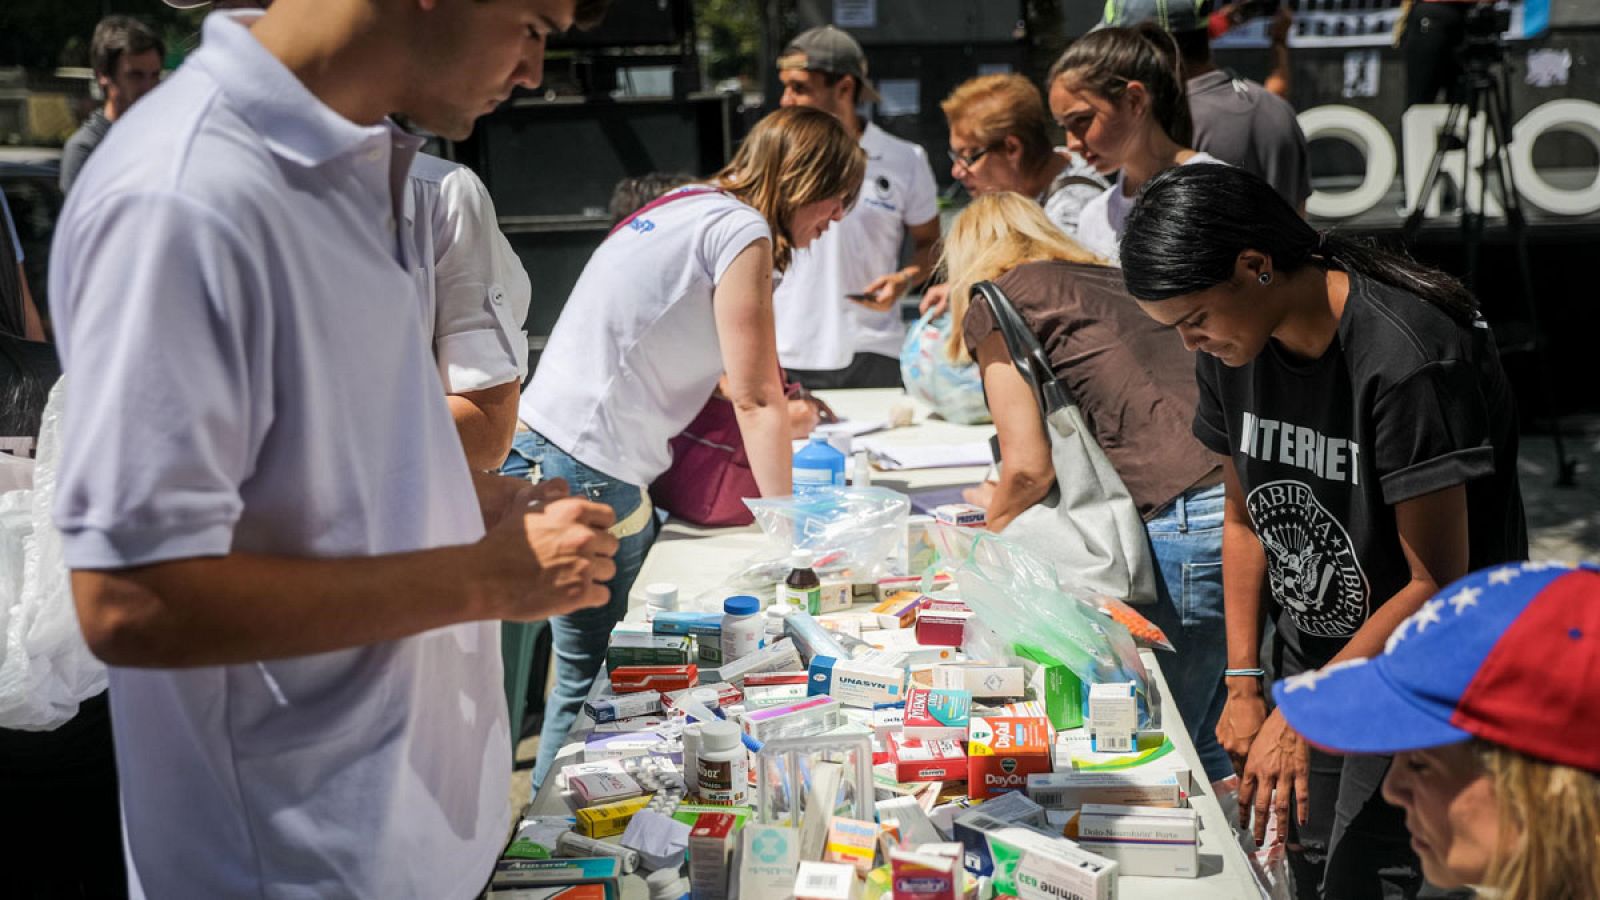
[508, 105, 866, 790]
[943, 192, 1234, 789]
[1275, 563, 1600, 900]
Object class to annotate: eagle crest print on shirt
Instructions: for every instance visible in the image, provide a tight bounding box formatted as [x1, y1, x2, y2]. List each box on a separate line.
[1246, 479, 1370, 637]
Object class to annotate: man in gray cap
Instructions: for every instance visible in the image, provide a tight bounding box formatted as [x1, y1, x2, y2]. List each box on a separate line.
[1104, 0, 1311, 211]
[772, 25, 940, 390]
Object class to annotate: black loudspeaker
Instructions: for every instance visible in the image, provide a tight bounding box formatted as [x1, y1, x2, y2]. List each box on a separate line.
[549, 0, 690, 48]
[794, 0, 1026, 46]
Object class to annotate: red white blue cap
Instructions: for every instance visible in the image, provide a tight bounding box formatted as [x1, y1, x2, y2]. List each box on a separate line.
[1274, 562, 1600, 772]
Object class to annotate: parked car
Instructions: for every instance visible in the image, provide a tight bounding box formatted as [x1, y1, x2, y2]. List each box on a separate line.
[1, 150, 65, 330]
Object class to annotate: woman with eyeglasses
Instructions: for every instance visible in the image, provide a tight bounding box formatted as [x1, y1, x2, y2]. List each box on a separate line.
[939, 73, 1107, 239]
[1046, 24, 1221, 265]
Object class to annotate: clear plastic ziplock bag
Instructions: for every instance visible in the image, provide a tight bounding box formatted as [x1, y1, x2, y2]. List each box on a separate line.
[730, 487, 910, 590]
[929, 523, 1156, 727]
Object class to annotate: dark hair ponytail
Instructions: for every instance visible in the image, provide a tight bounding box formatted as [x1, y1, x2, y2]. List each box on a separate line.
[1046, 23, 1193, 148]
[1121, 164, 1479, 323]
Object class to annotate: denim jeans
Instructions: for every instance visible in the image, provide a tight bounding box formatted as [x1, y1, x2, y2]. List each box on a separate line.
[501, 430, 660, 792]
[1143, 482, 1231, 783]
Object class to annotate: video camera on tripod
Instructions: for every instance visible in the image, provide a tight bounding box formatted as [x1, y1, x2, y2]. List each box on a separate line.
[1460, 0, 1512, 62]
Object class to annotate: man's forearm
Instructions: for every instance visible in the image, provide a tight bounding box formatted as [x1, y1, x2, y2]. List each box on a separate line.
[449, 380, 521, 471]
[74, 545, 500, 668]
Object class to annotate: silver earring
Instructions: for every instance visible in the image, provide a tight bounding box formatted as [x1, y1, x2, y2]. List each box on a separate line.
[1258, 272, 1273, 286]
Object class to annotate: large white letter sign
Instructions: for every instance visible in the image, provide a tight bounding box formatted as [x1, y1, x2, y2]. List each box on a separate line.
[1298, 105, 1397, 219]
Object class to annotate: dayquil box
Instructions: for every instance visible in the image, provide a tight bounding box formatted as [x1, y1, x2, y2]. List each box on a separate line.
[966, 716, 1053, 800]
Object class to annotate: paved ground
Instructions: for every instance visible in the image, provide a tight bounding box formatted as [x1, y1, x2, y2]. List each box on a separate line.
[506, 426, 1600, 814]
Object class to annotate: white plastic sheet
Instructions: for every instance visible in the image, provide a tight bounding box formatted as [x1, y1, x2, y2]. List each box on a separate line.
[0, 380, 107, 730]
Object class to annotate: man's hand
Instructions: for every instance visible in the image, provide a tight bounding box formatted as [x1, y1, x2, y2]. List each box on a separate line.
[1237, 707, 1310, 845]
[853, 270, 913, 313]
[479, 496, 619, 621]
[919, 283, 951, 318]
[472, 470, 569, 531]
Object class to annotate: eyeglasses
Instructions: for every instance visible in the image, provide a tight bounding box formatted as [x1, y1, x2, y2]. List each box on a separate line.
[947, 144, 997, 171]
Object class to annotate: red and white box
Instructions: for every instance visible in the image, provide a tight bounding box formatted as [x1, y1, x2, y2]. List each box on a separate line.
[888, 733, 969, 783]
[743, 671, 811, 687]
[609, 664, 698, 695]
[915, 608, 971, 647]
[966, 715, 1053, 800]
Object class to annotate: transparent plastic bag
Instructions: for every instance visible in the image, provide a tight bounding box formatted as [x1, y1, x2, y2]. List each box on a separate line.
[899, 309, 991, 425]
[929, 523, 1154, 726]
[731, 487, 910, 589]
[1094, 595, 1175, 653]
[0, 380, 107, 731]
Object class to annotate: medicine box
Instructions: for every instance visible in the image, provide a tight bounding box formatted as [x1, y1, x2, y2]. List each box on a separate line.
[795, 860, 858, 900]
[807, 655, 906, 708]
[887, 733, 968, 783]
[738, 824, 800, 899]
[608, 664, 697, 695]
[689, 812, 738, 900]
[1011, 836, 1118, 900]
[966, 716, 1053, 800]
[745, 682, 811, 709]
[823, 816, 879, 875]
[1075, 803, 1199, 878]
[1015, 645, 1085, 730]
[934, 664, 1025, 700]
[741, 695, 843, 743]
[903, 687, 971, 740]
[888, 847, 959, 900]
[605, 634, 691, 669]
[489, 857, 621, 899]
[932, 503, 987, 527]
[1087, 682, 1138, 753]
[915, 609, 970, 647]
[651, 611, 723, 637]
[1025, 771, 1184, 811]
[871, 591, 925, 629]
[583, 689, 662, 724]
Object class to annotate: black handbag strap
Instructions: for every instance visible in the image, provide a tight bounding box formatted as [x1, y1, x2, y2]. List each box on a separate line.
[972, 280, 1069, 417]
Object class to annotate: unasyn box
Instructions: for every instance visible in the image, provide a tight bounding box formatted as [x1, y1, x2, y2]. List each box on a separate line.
[807, 655, 905, 708]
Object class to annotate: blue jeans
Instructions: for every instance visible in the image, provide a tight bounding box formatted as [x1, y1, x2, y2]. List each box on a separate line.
[1143, 482, 1230, 783]
[501, 430, 660, 792]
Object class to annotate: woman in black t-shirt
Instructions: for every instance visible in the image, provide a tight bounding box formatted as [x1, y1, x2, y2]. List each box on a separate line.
[1119, 163, 1526, 900]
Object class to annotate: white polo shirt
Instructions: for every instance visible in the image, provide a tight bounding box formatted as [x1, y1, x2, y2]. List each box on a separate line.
[521, 188, 770, 486]
[408, 153, 533, 393]
[774, 122, 938, 370]
[48, 12, 508, 899]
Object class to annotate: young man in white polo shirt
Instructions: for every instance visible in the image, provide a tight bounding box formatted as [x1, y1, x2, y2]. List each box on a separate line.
[47, 1, 613, 897]
[773, 25, 940, 389]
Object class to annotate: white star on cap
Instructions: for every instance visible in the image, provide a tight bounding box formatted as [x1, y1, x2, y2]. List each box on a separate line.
[1487, 567, 1521, 586]
[1385, 617, 1413, 655]
[1448, 585, 1482, 615]
[1412, 598, 1446, 633]
[1283, 659, 1368, 692]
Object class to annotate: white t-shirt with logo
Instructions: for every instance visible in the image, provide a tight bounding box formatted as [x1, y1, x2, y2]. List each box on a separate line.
[773, 122, 939, 370]
[1074, 151, 1223, 265]
[522, 188, 771, 486]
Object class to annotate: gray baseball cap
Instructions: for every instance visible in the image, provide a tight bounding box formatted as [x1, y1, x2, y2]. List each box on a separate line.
[778, 25, 881, 103]
[1100, 0, 1213, 32]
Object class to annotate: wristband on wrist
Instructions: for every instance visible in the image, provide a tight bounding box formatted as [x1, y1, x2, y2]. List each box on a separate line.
[1224, 667, 1267, 679]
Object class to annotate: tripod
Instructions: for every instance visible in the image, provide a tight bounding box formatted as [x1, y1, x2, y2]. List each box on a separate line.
[1403, 24, 1578, 488]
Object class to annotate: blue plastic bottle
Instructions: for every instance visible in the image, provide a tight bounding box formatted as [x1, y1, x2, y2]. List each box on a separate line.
[792, 433, 846, 498]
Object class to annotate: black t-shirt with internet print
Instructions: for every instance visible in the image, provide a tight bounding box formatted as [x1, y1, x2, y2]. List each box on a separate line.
[1194, 273, 1527, 671]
